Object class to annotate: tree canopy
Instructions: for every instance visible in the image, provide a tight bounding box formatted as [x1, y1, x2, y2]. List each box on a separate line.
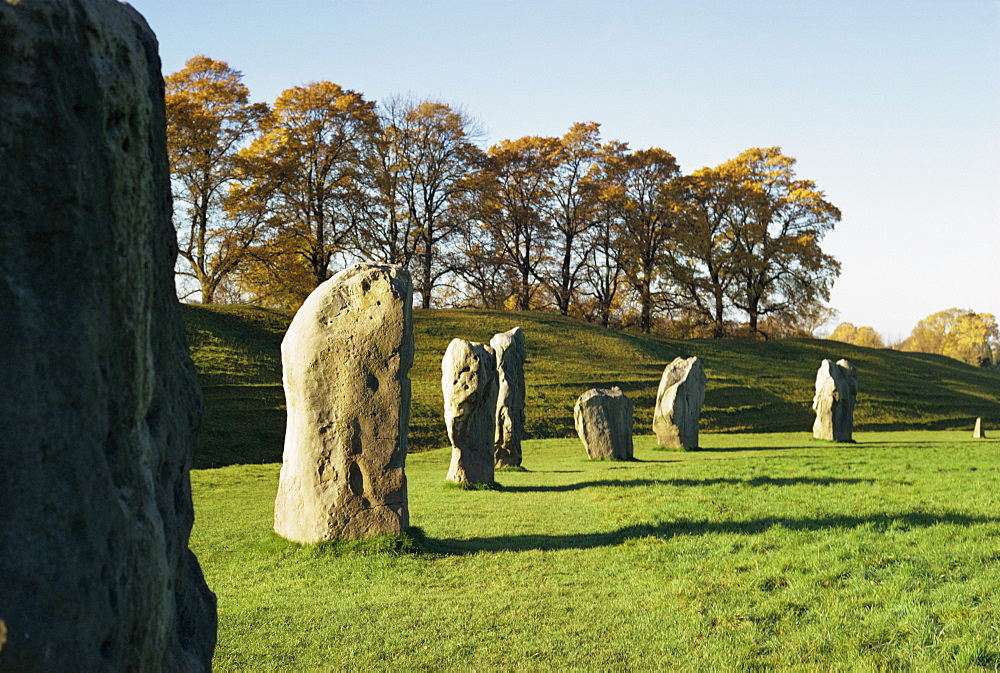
[165, 57, 845, 336]
[901, 309, 998, 367]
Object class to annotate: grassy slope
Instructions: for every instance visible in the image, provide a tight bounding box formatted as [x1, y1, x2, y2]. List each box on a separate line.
[192, 432, 1000, 670]
[181, 304, 1000, 468]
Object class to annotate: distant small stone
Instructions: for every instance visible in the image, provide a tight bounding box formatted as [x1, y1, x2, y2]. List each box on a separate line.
[812, 359, 858, 442]
[574, 387, 634, 460]
[973, 417, 986, 439]
[491, 327, 526, 468]
[653, 357, 707, 449]
[443, 338, 499, 485]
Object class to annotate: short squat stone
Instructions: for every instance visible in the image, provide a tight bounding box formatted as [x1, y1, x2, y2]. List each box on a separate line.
[443, 338, 499, 484]
[653, 356, 707, 449]
[574, 387, 634, 460]
[274, 263, 414, 543]
[491, 327, 526, 468]
[812, 358, 858, 442]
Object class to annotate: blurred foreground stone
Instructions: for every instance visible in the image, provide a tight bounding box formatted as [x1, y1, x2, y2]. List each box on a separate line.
[0, 1, 216, 668]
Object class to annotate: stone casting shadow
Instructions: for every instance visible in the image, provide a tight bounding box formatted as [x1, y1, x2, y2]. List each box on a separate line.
[425, 511, 996, 555]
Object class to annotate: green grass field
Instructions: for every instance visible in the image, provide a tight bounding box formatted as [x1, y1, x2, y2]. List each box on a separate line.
[181, 304, 1000, 668]
[181, 304, 1000, 468]
[192, 431, 1000, 670]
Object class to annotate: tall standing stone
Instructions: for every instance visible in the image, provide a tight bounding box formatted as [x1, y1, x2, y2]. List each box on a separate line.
[812, 358, 858, 442]
[443, 339, 498, 484]
[574, 388, 635, 460]
[274, 263, 414, 543]
[973, 418, 986, 439]
[491, 327, 526, 468]
[0, 1, 216, 668]
[653, 357, 708, 449]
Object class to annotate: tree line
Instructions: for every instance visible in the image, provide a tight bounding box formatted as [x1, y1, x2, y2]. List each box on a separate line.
[828, 309, 999, 368]
[166, 55, 842, 336]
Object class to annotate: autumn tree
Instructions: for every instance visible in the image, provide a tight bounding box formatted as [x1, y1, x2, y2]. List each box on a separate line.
[373, 99, 483, 308]
[452, 221, 518, 309]
[542, 122, 603, 315]
[721, 148, 841, 336]
[669, 165, 746, 337]
[463, 135, 560, 310]
[354, 97, 419, 267]
[165, 55, 267, 302]
[578, 200, 627, 327]
[901, 308, 998, 366]
[595, 144, 682, 333]
[234, 81, 377, 294]
[828, 322, 885, 348]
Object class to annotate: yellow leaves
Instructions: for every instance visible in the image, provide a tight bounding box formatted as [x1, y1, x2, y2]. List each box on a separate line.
[902, 308, 999, 366]
[829, 323, 885, 348]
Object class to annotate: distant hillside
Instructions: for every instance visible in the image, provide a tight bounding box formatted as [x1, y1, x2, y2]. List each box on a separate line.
[181, 304, 1000, 468]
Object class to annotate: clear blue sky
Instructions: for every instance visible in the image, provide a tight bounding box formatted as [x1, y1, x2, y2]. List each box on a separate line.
[129, 0, 999, 341]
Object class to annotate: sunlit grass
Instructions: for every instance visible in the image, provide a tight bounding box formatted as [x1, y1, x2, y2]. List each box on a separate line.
[191, 431, 1000, 670]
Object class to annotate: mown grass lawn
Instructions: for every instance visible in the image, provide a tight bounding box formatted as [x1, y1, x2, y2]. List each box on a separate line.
[191, 431, 1000, 670]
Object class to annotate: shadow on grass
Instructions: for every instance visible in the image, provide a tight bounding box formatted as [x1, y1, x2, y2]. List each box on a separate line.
[425, 511, 996, 555]
[695, 445, 819, 452]
[500, 476, 880, 493]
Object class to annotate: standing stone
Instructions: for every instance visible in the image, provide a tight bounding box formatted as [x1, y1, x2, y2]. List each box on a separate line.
[653, 357, 708, 449]
[491, 327, 526, 468]
[0, 2, 216, 668]
[274, 263, 414, 543]
[574, 388, 635, 460]
[443, 339, 498, 484]
[812, 359, 859, 442]
[973, 418, 986, 439]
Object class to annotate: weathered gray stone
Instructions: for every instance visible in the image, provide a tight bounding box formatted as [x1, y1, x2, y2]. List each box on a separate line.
[443, 339, 498, 484]
[653, 357, 707, 449]
[812, 359, 858, 442]
[275, 263, 413, 542]
[574, 388, 634, 460]
[0, 1, 216, 668]
[973, 418, 986, 439]
[491, 327, 526, 468]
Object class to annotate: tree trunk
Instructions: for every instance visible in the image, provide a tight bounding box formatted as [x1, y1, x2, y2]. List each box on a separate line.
[420, 233, 433, 309]
[200, 277, 216, 304]
[518, 264, 530, 311]
[640, 279, 652, 334]
[712, 287, 725, 338]
[557, 233, 573, 315]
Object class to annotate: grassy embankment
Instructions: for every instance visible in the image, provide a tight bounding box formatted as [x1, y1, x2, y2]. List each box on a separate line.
[193, 432, 1000, 670]
[181, 304, 1000, 468]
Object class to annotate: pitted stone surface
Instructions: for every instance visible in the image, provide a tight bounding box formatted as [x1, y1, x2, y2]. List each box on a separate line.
[812, 358, 858, 442]
[491, 327, 526, 468]
[574, 387, 634, 460]
[443, 339, 498, 484]
[0, 2, 216, 668]
[653, 357, 707, 449]
[275, 263, 414, 542]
